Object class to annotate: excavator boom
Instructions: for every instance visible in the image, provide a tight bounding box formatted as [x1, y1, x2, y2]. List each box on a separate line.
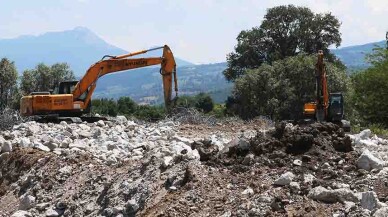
[20, 45, 178, 117]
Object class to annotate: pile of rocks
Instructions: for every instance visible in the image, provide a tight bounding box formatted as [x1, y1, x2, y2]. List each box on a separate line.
[0, 116, 205, 166]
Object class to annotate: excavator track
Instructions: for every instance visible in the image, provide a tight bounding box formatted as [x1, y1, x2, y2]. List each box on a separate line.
[33, 115, 108, 123]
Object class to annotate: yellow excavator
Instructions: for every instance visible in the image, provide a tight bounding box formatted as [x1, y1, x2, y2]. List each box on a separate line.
[303, 50, 350, 131]
[20, 45, 178, 121]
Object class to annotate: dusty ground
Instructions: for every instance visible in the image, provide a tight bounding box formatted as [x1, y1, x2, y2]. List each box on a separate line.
[0, 120, 386, 217]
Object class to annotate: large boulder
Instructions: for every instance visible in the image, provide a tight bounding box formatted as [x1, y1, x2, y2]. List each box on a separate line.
[274, 172, 295, 186]
[357, 149, 385, 171]
[308, 186, 359, 203]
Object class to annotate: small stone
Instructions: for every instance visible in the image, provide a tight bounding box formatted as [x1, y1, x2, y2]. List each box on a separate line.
[45, 208, 60, 217]
[34, 142, 50, 152]
[344, 201, 355, 213]
[125, 199, 139, 214]
[274, 172, 295, 186]
[19, 195, 35, 210]
[2, 141, 12, 152]
[361, 191, 380, 211]
[45, 142, 58, 151]
[304, 174, 316, 184]
[97, 120, 105, 127]
[78, 130, 92, 138]
[19, 138, 31, 148]
[290, 182, 300, 192]
[241, 187, 254, 196]
[11, 210, 32, 217]
[169, 186, 177, 191]
[293, 159, 302, 166]
[0, 152, 10, 161]
[242, 154, 255, 165]
[36, 203, 50, 211]
[162, 156, 173, 168]
[321, 162, 331, 169]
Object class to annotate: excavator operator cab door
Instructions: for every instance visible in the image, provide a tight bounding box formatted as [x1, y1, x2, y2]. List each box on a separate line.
[328, 93, 344, 122]
[58, 81, 79, 94]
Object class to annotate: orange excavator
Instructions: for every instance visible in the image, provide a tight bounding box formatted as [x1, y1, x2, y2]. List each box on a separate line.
[20, 45, 178, 121]
[303, 50, 350, 131]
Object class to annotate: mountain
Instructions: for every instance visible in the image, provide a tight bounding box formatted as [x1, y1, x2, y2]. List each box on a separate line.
[93, 62, 232, 104]
[0, 27, 194, 75]
[331, 40, 385, 69]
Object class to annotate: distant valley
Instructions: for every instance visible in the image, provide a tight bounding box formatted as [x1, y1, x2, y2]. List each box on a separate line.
[0, 27, 385, 104]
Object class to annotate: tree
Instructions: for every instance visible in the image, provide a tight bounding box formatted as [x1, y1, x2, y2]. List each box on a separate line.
[0, 58, 18, 109]
[228, 54, 349, 120]
[20, 63, 75, 94]
[351, 47, 388, 126]
[224, 5, 342, 81]
[117, 96, 136, 115]
[194, 93, 214, 113]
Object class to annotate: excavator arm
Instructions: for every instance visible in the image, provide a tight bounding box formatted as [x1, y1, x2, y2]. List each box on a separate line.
[72, 45, 178, 110]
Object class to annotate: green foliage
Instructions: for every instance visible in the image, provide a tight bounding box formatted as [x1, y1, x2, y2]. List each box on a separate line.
[117, 97, 136, 115]
[209, 104, 226, 118]
[0, 58, 18, 110]
[91, 98, 118, 117]
[20, 63, 75, 94]
[224, 4, 342, 81]
[134, 105, 166, 121]
[176, 93, 214, 113]
[351, 47, 388, 127]
[228, 54, 349, 120]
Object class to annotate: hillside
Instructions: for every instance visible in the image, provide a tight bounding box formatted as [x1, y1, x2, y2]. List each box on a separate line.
[332, 40, 385, 69]
[93, 62, 232, 104]
[0, 27, 193, 76]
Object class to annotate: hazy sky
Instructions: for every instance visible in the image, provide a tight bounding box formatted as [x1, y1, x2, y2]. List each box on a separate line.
[1, 0, 387, 64]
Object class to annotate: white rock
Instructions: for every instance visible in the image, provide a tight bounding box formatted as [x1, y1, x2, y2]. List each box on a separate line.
[44, 142, 58, 151]
[293, 159, 302, 166]
[19, 138, 31, 148]
[116, 116, 127, 124]
[78, 130, 92, 138]
[97, 120, 105, 127]
[19, 194, 36, 210]
[274, 172, 295, 186]
[69, 139, 88, 150]
[290, 182, 300, 192]
[58, 166, 72, 175]
[374, 207, 388, 217]
[304, 174, 316, 184]
[2, 141, 12, 152]
[11, 210, 32, 217]
[45, 208, 60, 217]
[34, 143, 50, 152]
[344, 201, 356, 213]
[78, 124, 90, 131]
[308, 186, 358, 203]
[357, 149, 385, 171]
[359, 129, 372, 140]
[162, 156, 174, 168]
[361, 191, 380, 211]
[241, 187, 254, 196]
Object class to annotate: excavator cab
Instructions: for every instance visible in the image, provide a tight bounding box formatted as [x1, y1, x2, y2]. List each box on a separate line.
[327, 93, 344, 122]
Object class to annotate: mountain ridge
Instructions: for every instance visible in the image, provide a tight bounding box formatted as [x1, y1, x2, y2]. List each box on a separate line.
[0, 27, 194, 75]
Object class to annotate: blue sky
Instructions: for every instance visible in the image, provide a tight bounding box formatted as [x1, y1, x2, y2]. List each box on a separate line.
[0, 0, 387, 64]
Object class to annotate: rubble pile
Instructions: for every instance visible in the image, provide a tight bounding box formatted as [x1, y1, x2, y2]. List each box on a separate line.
[1, 118, 388, 216]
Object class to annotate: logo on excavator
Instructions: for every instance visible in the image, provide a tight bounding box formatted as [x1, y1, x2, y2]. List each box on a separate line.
[126, 60, 147, 66]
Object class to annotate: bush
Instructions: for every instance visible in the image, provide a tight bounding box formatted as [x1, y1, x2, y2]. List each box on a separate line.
[134, 105, 166, 121]
[176, 93, 214, 113]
